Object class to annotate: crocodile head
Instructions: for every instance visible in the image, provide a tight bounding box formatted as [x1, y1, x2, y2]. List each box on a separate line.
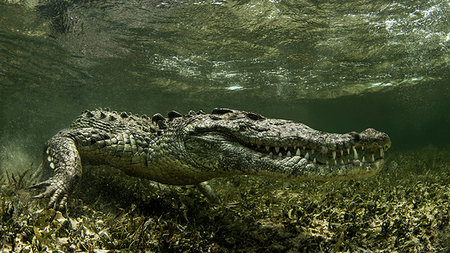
[182, 108, 391, 180]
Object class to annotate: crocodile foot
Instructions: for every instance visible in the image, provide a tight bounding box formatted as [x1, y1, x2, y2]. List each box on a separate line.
[30, 177, 70, 210]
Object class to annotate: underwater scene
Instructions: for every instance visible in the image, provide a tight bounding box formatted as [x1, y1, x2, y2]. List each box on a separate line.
[1, 0, 449, 252]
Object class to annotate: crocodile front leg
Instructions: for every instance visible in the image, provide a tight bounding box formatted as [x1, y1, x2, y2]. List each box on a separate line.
[31, 134, 82, 209]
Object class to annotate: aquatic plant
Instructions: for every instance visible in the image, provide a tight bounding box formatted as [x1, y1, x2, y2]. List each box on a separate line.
[0, 147, 448, 252]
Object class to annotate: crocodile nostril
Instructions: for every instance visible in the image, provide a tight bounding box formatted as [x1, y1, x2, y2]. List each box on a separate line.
[349, 132, 361, 141]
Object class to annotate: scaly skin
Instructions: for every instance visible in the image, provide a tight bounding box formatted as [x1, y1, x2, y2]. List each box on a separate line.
[32, 108, 391, 209]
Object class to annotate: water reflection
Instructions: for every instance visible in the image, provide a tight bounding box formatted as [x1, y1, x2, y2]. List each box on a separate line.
[6, 0, 443, 98]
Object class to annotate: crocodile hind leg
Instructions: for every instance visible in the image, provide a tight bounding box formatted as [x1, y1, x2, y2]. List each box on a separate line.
[31, 135, 82, 210]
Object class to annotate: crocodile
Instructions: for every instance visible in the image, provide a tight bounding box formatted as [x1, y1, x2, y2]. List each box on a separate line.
[33, 108, 391, 209]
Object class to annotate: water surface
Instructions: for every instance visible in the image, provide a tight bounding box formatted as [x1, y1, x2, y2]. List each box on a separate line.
[1, 0, 449, 166]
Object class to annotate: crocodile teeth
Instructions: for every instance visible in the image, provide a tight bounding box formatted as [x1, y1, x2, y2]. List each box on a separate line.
[275, 147, 280, 153]
[305, 152, 310, 160]
[371, 154, 375, 162]
[340, 150, 344, 156]
[287, 151, 292, 157]
[296, 149, 301, 156]
[362, 156, 366, 162]
[353, 146, 358, 159]
[313, 158, 317, 163]
[265, 146, 270, 151]
[284, 146, 288, 151]
[332, 151, 336, 160]
[347, 148, 350, 155]
[380, 149, 384, 158]
[278, 152, 283, 159]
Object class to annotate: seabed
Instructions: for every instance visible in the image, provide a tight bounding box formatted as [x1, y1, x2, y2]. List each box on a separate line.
[1, 146, 449, 252]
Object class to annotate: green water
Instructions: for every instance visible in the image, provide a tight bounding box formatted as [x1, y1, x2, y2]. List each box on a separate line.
[0, 1, 449, 252]
[0, 0, 449, 168]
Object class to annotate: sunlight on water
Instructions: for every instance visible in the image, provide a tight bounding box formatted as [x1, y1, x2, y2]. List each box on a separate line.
[0, 0, 449, 164]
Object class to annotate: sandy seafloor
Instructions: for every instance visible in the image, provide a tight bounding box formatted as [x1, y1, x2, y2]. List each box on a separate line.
[1, 146, 448, 252]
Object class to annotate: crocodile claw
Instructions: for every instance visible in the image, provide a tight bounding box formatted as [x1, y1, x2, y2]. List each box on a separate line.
[30, 178, 69, 210]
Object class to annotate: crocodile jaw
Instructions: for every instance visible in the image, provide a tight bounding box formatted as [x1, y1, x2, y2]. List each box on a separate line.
[184, 132, 388, 181]
[183, 112, 391, 181]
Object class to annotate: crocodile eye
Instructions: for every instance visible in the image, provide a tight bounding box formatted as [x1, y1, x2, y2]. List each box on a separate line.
[246, 112, 264, 121]
[167, 110, 183, 119]
[211, 108, 234, 115]
[349, 132, 361, 141]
